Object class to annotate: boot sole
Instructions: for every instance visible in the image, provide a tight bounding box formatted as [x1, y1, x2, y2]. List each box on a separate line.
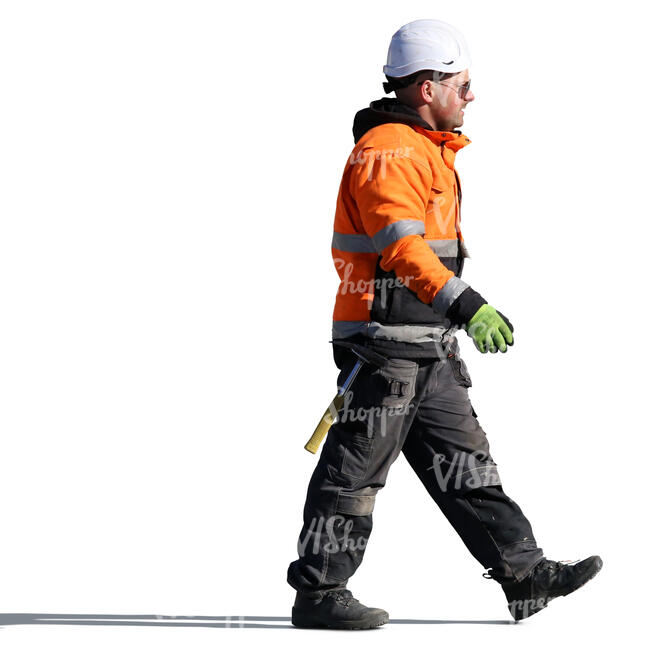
[291, 607, 389, 630]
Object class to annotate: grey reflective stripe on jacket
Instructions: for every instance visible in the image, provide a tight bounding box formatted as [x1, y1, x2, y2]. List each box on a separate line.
[332, 320, 458, 344]
[431, 276, 470, 314]
[333, 229, 469, 261]
[332, 220, 425, 254]
[371, 220, 424, 253]
[331, 232, 376, 253]
[427, 239, 460, 257]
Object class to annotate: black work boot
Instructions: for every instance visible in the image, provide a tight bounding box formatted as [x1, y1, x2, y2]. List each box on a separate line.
[291, 588, 389, 630]
[502, 555, 603, 621]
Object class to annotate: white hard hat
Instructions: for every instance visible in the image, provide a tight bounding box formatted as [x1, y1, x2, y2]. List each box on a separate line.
[383, 19, 471, 78]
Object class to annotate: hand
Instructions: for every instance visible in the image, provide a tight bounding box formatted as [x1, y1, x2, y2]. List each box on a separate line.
[466, 304, 514, 353]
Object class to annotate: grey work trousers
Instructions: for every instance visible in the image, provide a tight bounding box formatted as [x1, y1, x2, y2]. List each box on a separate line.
[287, 339, 543, 597]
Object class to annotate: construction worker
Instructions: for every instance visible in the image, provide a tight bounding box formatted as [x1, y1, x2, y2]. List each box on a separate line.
[287, 19, 602, 629]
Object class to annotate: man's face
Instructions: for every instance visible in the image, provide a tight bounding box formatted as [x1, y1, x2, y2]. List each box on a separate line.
[423, 69, 475, 131]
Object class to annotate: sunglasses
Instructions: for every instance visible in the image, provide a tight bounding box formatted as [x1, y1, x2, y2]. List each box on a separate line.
[417, 78, 471, 99]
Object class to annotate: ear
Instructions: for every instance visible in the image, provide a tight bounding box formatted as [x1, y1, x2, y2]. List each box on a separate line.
[420, 80, 436, 103]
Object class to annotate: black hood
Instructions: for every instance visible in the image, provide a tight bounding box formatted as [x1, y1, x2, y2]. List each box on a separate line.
[352, 98, 434, 144]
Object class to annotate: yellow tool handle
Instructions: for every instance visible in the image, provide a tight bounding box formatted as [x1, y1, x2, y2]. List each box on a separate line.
[304, 393, 345, 454]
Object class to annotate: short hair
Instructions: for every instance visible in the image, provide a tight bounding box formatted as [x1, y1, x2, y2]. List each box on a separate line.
[383, 69, 456, 94]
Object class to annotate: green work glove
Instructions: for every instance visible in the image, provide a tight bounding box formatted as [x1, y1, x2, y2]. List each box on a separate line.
[466, 304, 514, 354]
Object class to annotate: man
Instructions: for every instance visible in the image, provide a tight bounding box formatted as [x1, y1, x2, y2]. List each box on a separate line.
[287, 19, 602, 629]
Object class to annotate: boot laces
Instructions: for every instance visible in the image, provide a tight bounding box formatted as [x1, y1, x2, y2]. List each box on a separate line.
[535, 558, 582, 580]
[329, 590, 358, 607]
[539, 558, 579, 571]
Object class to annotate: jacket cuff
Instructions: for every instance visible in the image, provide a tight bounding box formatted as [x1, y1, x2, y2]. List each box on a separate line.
[432, 276, 470, 314]
[445, 287, 487, 326]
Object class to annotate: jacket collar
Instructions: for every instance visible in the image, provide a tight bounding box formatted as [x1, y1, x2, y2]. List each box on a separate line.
[412, 125, 471, 151]
[353, 98, 471, 152]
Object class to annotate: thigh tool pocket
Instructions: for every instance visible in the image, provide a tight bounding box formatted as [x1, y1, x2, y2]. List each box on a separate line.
[341, 434, 373, 479]
[338, 358, 418, 477]
[339, 358, 418, 438]
[375, 358, 419, 409]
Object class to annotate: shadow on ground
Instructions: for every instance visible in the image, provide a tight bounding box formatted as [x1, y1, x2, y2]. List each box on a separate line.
[0, 613, 515, 629]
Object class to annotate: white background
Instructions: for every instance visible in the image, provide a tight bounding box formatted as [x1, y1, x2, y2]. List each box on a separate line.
[1, 0, 648, 648]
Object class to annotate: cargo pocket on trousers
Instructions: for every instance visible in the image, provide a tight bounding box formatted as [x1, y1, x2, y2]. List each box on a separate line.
[376, 358, 418, 408]
[364, 358, 418, 438]
[337, 357, 418, 464]
[341, 434, 373, 479]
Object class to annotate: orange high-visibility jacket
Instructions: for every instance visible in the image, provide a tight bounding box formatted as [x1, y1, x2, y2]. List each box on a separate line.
[331, 98, 476, 357]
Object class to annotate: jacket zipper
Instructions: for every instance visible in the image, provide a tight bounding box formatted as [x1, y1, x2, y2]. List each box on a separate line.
[434, 143, 465, 345]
